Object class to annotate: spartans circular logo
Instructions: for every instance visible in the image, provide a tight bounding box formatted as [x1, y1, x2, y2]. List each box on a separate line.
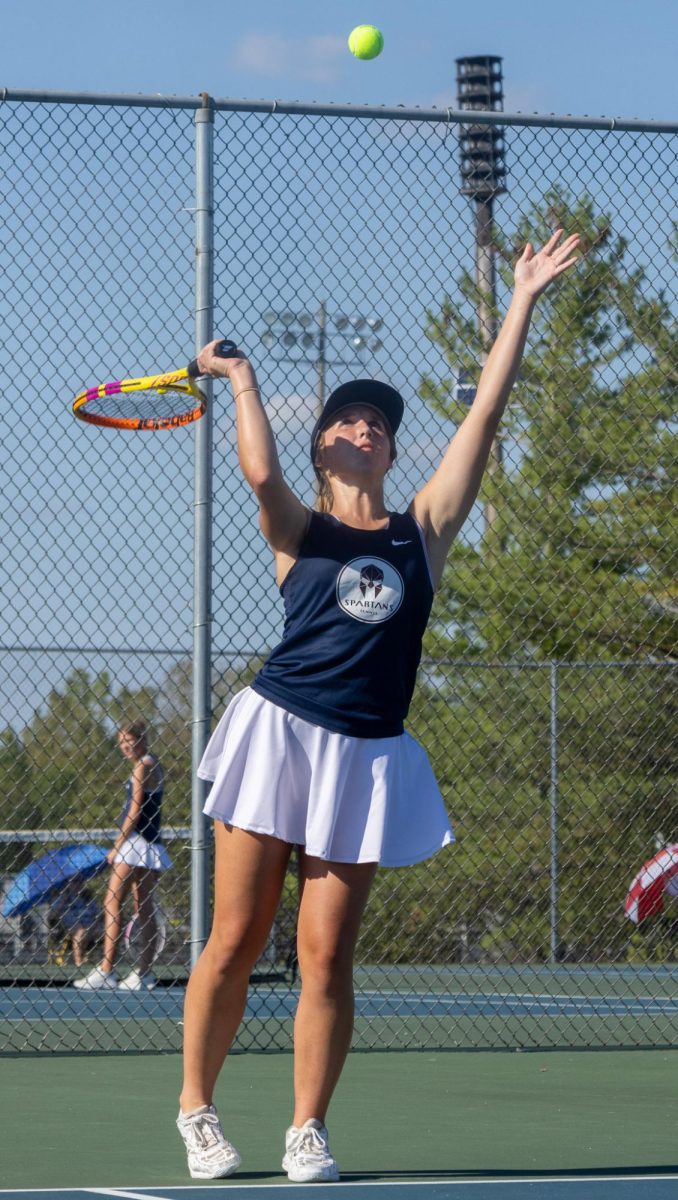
[336, 557, 404, 624]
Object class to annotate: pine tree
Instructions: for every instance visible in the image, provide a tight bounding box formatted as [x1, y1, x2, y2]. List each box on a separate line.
[420, 188, 676, 662]
[397, 190, 678, 964]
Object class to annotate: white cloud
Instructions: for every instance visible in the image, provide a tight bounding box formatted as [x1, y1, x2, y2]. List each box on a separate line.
[267, 391, 318, 437]
[214, 391, 317, 451]
[232, 33, 345, 85]
[502, 82, 549, 115]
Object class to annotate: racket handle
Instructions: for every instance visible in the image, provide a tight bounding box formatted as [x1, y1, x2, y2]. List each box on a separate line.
[187, 338, 239, 378]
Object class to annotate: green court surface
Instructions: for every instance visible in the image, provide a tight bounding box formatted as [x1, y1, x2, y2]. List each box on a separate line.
[1, 1050, 676, 1190]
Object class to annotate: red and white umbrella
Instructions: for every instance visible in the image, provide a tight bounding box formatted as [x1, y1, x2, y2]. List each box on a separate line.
[624, 844, 678, 924]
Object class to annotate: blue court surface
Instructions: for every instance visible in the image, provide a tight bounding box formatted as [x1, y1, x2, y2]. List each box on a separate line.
[3, 1179, 678, 1199]
[2, 986, 677, 1022]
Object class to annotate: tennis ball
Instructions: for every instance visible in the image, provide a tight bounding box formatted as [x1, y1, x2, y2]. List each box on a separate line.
[348, 24, 384, 60]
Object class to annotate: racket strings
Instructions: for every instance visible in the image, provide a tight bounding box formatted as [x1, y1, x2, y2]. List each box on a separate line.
[82, 386, 199, 422]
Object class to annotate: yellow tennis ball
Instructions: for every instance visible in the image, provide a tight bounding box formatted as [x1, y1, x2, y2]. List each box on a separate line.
[348, 24, 384, 60]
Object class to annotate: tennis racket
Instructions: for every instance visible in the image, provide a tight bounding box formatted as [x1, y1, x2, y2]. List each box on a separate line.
[123, 906, 167, 964]
[72, 338, 239, 430]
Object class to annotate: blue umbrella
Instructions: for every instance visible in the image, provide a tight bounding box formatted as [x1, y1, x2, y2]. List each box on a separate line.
[2, 843, 109, 918]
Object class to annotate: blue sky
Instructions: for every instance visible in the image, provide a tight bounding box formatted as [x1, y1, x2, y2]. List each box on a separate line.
[2, 0, 676, 122]
[0, 0, 675, 732]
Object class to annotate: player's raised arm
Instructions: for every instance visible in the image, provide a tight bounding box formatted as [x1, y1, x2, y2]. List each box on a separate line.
[411, 230, 580, 586]
[195, 340, 309, 558]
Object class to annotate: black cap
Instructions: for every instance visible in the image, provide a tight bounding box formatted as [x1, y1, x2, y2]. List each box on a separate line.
[310, 379, 404, 467]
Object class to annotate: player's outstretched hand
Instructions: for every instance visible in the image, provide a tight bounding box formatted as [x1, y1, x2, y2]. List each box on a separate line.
[514, 229, 580, 299]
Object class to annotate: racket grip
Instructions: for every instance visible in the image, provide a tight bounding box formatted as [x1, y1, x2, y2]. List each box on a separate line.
[187, 338, 239, 378]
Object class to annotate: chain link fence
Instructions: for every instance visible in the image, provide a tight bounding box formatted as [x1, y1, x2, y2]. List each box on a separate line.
[0, 92, 675, 1054]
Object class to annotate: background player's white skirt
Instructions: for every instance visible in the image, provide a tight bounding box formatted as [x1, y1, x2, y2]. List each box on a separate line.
[199, 688, 454, 867]
[113, 833, 172, 871]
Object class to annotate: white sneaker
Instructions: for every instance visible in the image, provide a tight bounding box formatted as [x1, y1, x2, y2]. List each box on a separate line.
[176, 1105, 241, 1180]
[118, 970, 157, 991]
[73, 966, 118, 990]
[282, 1118, 340, 1183]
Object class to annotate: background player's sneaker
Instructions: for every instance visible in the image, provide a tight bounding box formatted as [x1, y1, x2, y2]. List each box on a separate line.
[118, 969, 157, 991]
[176, 1105, 241, 1179]
[282, 1118, 340, 1183]
[73, 966, 118, 990]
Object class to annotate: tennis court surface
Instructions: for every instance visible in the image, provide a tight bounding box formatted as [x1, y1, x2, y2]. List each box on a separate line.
[1, 1049, 676, 1198]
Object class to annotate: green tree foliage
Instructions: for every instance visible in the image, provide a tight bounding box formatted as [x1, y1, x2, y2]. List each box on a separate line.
[154, 653, 266, 831]
[0, 657, 273, 955]
[0, 669, 159, 877]
[420, 188, 677, 661]
[360, 663, 676, 966]
[391, 190, 678, 966]
[0, 730, 36, 871]
[0, 655, 266, 874]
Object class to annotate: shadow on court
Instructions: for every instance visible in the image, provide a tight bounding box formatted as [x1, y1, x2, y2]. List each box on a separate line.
[0, 1048, 676, 1190]
[340, 1167, 678, 1182]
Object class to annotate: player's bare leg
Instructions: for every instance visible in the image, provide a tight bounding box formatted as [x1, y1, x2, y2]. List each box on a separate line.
[101, 860, 134, 971]
[293, 854, 377, 1125]
[179, 824, 292, 1112]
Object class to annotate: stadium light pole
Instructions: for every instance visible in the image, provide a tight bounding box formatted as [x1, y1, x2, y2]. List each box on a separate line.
[260, 302, 384, 417]
[456, 55, 506, 536]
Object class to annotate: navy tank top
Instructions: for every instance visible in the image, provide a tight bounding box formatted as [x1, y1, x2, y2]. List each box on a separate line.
[252, 511, 434, 737]
[119, 756, 164, 844]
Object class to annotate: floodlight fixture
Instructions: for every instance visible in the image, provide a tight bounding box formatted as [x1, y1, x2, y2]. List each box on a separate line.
[456, 55, 506, 200]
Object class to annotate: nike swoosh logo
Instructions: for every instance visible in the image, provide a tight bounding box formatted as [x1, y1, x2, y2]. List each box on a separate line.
[391, 539, 411, 546]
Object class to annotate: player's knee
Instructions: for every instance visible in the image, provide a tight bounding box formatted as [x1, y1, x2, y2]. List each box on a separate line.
[205, 922, 265, 977]
[297, 938, 353, 989]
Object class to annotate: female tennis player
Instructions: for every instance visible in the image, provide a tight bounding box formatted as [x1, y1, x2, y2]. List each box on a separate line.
[74, 721, 171, 991]
[176, 230, 580, 1181]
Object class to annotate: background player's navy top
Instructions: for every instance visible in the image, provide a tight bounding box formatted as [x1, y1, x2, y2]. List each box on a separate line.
[252, 511, 434, 738]
[119, 756, 164, 844]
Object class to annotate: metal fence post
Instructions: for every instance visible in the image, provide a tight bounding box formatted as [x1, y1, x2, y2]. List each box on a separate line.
[549, 661, 559, 964]
[191, 94, 216, 968]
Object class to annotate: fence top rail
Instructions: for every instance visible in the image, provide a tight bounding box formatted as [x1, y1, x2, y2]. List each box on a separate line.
[1, 87, 677, 134]
[421, 658, 677, 670]
[2, 645, 674, 667]
[0, 828, 191, 845]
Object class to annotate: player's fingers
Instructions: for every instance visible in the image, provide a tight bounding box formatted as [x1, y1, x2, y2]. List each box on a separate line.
[552, 237, 581, 264]
[553, 255, 579, 274]
[207, 356, 236, 378]
[553, 233, 580, 256]
[542, 228, 564, 254]
[197, 341, 238, 374]
[555, 233, 581, 253]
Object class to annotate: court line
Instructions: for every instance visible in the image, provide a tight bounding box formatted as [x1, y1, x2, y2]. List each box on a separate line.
[93, 1177, 678, 1190]
[87, 1191, 174, 1200]
[3, 988, 676, 1016]
[96, 1177, 678, 1187]
[4, 986, 677, 1005]
[127, 1185, 676, 1195]
[3, 1175, 678, 1192]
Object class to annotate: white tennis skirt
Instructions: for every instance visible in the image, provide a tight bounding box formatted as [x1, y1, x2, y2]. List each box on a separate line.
[198, 688, 454, 867]
[113, 833, 172, 872]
